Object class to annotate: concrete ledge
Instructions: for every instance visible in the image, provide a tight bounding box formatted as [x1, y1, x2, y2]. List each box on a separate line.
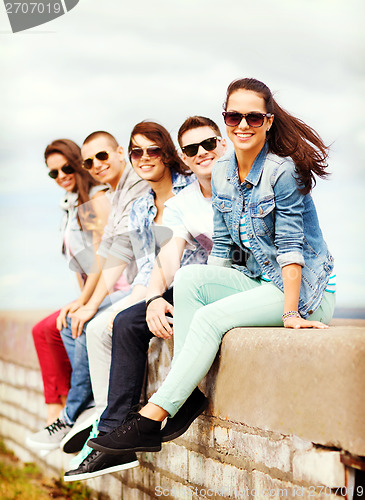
[1, 311, 364, 499]
[213, 319, 365, 457]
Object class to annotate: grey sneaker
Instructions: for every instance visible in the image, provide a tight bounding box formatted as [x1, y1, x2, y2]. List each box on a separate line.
[26, 418, 72, 451]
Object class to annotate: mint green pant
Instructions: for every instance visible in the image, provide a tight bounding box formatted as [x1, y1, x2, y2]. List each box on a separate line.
[149, 264, 336, 417]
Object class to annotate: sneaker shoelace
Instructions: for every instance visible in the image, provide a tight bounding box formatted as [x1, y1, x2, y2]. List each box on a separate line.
[115, 408, 141, 438]
[82, 449, 100, 466]
[46, 418, 67, 436]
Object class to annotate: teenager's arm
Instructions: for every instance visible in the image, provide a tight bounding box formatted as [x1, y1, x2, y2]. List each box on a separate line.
[274, 161, 328, 329]
[56, 256, 105, 331]
[281, 264, 328, 329]
[70, 254, 128, 338]
[145, 236, 186, 339]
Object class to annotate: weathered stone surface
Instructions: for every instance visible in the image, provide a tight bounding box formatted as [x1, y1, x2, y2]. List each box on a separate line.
[214, 320, 365, 456]
[252, 470, 339, 499]
[292, 450, 345, 488]
[1, 311, 364, 500]
[0, 310, 51, 368]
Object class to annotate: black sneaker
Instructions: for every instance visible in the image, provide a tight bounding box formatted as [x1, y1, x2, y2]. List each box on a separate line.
[64, 449, 139, 482]
[88, 410, 162, 455]
[161, 388, 209, 442]
[60, 408, 96, 454]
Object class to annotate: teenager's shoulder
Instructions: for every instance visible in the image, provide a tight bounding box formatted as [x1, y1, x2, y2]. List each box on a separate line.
[89, 184, 109, 198]
[165, 178, 201, 210]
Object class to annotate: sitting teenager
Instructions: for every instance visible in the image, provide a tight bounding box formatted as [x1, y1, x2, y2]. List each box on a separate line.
[30, 139, 109, 430]
[87, 78, 336, 457]
[28, 131, 148, 452]
[63, 120, 194, 470]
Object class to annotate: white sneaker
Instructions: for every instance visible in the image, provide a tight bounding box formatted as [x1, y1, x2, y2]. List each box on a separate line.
[26, 418, 72, 451]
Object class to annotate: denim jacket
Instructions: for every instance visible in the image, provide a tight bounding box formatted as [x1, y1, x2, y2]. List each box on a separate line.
[128, 170, 195, 288]
[208, 144, 334, 318]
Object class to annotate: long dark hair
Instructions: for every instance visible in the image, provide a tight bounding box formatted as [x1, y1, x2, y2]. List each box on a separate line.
[128, 121, 191, 176]
[224, 78, 329, 194]
[44, 139, 101, 227]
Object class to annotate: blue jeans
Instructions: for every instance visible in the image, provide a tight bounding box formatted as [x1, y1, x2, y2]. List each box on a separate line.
[60, 291, 128, 425]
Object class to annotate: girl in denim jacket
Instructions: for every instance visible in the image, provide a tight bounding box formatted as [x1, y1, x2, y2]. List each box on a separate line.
[86, 79, 336, 455]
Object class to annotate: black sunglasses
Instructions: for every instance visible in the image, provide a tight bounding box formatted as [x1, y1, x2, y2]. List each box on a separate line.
[83, 150, 109, 170]
[181, 136, 221, 158]
[129, 146, 162, 161]
[222, 111, 272, 128]
[48, 164, 75, 179]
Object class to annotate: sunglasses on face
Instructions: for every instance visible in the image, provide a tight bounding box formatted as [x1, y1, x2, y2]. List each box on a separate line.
[82, 150, 110, 170]
[48, 164, 75, 179]
[181, 136, 221, 158]
[129, 146, 162, 161]
[222, 111, 272, 128]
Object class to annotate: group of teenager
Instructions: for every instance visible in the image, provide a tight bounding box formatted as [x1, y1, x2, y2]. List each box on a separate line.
[26, 78, 336, 482]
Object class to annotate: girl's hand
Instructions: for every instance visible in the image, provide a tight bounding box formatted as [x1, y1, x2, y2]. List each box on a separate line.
[70, 304, 98, 339]
[283, 316, 329, 329]
[57, 299, 83, 331]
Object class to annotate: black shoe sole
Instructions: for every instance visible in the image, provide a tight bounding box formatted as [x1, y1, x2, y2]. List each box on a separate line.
[161, 397, 209, 442]
[63, 425, 92, 454]
[88, 439, 161, 455]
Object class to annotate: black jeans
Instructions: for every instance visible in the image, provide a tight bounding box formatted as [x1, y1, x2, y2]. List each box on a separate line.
[98, 287, 174, 433]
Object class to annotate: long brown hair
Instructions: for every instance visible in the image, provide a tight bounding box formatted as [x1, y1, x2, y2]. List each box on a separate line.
[44, 139, 101, 227]
[224, 78, 329, 194]
[128, 121, 191, 176]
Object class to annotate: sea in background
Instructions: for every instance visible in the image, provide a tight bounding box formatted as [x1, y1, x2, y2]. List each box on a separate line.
[0, 0, 364, 316]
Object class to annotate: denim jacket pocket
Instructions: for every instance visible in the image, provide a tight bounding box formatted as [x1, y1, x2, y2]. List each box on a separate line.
[250, 197, 275, 236]
[213, 196, 234, 227]
[213, 196, 233, 213]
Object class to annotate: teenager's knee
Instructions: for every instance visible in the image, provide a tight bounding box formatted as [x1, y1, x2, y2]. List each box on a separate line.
[32, 321, 43, 342]
[174, 264, 206, 292]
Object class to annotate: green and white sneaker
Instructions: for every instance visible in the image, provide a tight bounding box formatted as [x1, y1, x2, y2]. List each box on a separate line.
[26, 418, 72, 451]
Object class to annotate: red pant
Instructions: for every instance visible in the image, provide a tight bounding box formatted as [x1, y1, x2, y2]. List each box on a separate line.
[32, 310, 72, 404]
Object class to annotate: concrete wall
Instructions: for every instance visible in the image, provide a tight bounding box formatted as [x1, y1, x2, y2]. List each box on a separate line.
[0, 311, 364, 499]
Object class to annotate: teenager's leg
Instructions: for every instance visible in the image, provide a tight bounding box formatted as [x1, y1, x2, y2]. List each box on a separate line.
[32, 311, 67, 404]
[86, 308, 115, 417]
[60, 320, 94, 425]
[150, 266, 284, 417]
[87, 293, 141, 417]
[98, 288, 174, 433]
[44, 314, 72, 398]
[60, 292, 130, 424]
[171, 265, 261, 360]
[307, 291, 336, 324]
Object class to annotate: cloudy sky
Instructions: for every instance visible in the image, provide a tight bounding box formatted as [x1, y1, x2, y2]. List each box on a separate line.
[0, 0, 364, 311]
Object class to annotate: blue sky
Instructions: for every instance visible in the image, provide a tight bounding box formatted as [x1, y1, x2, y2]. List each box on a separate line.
[0, 0, 364, 310]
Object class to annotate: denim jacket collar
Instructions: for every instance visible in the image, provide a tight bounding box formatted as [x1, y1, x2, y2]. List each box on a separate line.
[226, 142, 269, 189]
[145, 170, 194, 214]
